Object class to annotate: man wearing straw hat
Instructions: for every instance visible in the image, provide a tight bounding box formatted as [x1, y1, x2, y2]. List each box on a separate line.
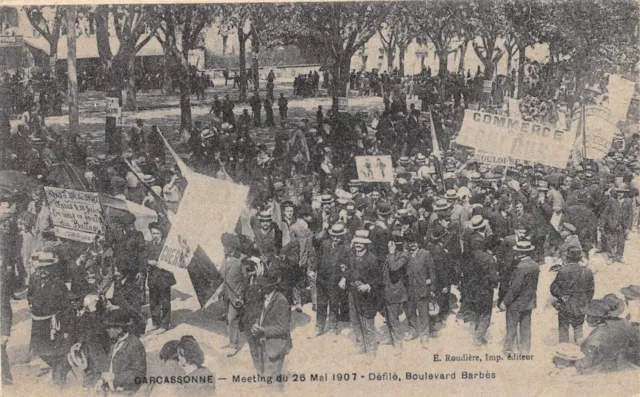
[500, 240, 539, 356]
[28, 252, 73, 387]
[340, 230, 380, 364]
[311, 223, 350, 339]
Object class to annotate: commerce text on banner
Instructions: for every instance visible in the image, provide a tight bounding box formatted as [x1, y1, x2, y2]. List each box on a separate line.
[44, 187, 103, 243]
[456, 110, 573, 169]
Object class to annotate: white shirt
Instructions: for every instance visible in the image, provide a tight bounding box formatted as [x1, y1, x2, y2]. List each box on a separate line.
[260, 290, 277, 326]
[109, 333, 130, 373]
[550, 212, 562, 232]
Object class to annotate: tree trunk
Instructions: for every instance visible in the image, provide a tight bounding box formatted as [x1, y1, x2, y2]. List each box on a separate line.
[95, 5, 111, 78]
[458, 39, 469, 75]
[251, 26, 260, 98]
[398, 45, 406, 77]
[437, 48, 448, 78]
[516, 43, 526, 99]
[386, 47, 395, 72]
[179, 59, 192, 132]
[330, 54, 351, 110]
[125, 54, 137, 111]
[66, 6, 78, 135]
[506, 50, 513, 75]
[222, 35, 228, 56]
[162, 43, 173, 95]
[238, 29, 248, 102]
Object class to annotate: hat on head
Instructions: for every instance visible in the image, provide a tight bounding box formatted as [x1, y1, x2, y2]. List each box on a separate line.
[513, 240, 535, 252]
[396, 208, 410, 218]
[200, 129, 215, 140]
[561, 222, 576, 233]
[329, 223, 347, 236]
[34, 252, 58, 268]
[320, 194, 334, 205]
[160, 340, 180, 361]
[399, 156, 410, 164]
[103, 308, 134, 327]
[273, 181, 285, 191]
[348, 180, 362, 187]
[620, 285, 640, 300]
[297, 203, 313, 217]
[377, 201, 392, 216]
[566, 246, 582, 262]
[416, 153, 426, 162]
[141, 174, 155, 185]
[430, 225, 448, 241]
[444, 189, 458, 200]
[433, 198, 452, 211]
[258, 211, 273, 221]
[537, 180, 549, 191]
[588, 296, 624, 318]
[615, 184, 630, 192]
[392, 230, 405, 243]
[470, 215, 488, 230]
[353, 230, 372, 244]
[221, 122, 232, 130]
[178, 335, 205, 366]
[468, 172, 481, 181]
[221, 233, 241, 252]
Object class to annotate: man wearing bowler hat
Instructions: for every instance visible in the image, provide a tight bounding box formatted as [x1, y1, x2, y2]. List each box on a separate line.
[250, 271, 292, 378]
[600, 184, 633, 263]
[500, 240, 540, 355]
[550, 246, 594, 344]
[97, 309, 146, 394]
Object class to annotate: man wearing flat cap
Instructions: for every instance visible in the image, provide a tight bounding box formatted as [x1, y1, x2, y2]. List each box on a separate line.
[550, 246, 594, 344]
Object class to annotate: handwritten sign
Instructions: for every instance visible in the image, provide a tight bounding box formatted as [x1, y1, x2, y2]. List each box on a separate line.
[355, 155, 394, 183]
[44, 187, 103, 243]
[571, 105, 616, 161]
[337, 97, 348, 112]
[457, 110, 573, 169]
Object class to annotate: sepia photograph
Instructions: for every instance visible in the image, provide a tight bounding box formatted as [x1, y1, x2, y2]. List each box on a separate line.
[0, 0, 639, 396]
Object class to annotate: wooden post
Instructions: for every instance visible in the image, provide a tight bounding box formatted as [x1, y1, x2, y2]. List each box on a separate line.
[66, 5, 79, 135]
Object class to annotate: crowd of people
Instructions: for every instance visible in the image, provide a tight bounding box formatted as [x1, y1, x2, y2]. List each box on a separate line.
[1, 56, 640, 394]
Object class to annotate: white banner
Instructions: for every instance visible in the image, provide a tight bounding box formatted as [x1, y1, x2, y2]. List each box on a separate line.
[44, 187, 103, 243]
[355, 155, 394, 183]
[606, 75, 635, 125]
[158, 172, 249, 271]
[571, 105, 617, 161]
[457, 110, 573, 169]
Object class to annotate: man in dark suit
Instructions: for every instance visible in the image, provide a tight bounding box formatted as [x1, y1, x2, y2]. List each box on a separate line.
[383, 232, 409, 353]
[341, 231, 380, 364]
[1, 253, 13, 385]
[427, 225, 455, 327]
[564, 191, 598, 257]
[550, 246, 594, 344]
[600, 185, 634, 263]
[311, 195, 339, 248]
[145, 223, 175, 333]
[500, 240, 540, 355]
[310, 223, 350, 338]
[249, 272, 292, 378]
[403, 232, 436, 348]
[97, 309, 147, 394]
[219, 233, 247, 357]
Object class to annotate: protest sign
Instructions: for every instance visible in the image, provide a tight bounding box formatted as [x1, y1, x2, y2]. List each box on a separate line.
[571, 105, 617, 161]
[606, 75, 635, 124]
[44, 187, 103, 243]
[355, 155, 394, 183]
[456, 110, 573, 169]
